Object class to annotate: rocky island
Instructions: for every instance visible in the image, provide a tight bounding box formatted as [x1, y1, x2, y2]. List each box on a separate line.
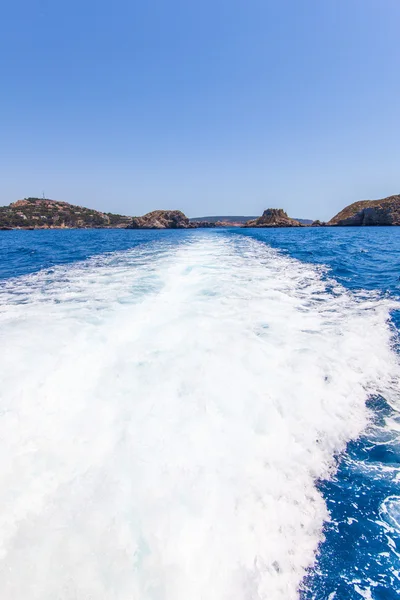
[128, 210, 216, 229]
[244, 195, 400, 228]
[329, 194, 400, 226]
[244, 209, 302, 228]
[128, 210, 191, 229]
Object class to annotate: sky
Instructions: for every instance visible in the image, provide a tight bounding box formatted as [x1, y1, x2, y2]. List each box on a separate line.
[0, 0, 399, 221]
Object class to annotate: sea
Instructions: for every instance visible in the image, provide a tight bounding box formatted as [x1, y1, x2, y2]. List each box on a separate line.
[0, 227, 399, 600]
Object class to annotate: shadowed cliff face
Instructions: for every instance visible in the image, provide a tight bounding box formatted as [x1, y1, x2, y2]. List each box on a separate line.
[244, 209, 301, 228]
[329, 195, 400, 226]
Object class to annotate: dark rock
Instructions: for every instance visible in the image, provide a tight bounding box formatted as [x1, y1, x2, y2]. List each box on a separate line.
[310, 220, 326, 227]
[244, 209, 302, 228]
[329, 194, 400, 226]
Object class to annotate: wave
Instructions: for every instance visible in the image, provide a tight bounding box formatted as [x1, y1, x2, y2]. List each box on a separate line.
[0, 234, 399, 599]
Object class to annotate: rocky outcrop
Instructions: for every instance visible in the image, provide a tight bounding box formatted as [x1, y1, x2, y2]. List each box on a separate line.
[244, 209, 302, 228]
[329, 194, 400, 226]
[310, 220, 326, 227]
[128, 211, 222, 229]
[128, 210, 191, 229]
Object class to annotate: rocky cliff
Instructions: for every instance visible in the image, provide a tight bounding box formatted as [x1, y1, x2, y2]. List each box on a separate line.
[244, 209, 302, 228]
[329, 194, 400, 226]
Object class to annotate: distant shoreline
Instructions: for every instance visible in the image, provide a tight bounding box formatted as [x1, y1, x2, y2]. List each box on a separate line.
[2, 193, 400, 229]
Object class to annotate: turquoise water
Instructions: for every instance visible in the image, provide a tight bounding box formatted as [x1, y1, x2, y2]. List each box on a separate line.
[0, 227, 399, 599]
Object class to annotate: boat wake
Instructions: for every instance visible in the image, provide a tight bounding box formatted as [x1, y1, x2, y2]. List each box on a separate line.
[0, 233, 399, 599]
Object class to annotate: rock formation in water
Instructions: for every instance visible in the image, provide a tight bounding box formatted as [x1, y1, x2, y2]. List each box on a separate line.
[128, 210, 222, 229]
[329, 194, 400, 226]
[244, 209, 302, 228]
[128, 210, 194, 229]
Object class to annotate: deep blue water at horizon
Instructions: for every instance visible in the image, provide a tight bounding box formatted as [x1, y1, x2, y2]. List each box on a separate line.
[1, 226, 399, 599]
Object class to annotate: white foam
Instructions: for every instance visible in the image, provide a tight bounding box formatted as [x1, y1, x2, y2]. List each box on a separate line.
[0, 233, 399, 600]
[380, 495, 400, 533]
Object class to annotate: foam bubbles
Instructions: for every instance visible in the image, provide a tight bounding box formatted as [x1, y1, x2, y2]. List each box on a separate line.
[380, 496, 400, 533]
[0, 233, 399, 599]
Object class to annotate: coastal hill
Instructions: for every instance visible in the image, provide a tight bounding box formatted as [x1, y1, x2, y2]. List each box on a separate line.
[0, 198, 131, 229]
[329, 194, 400, 226]
[3, 194, 400, 230]
[244, 209, 302, 228]
[0, 200, 218, 230]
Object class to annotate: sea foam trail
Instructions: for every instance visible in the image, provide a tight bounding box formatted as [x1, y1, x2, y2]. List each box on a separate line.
[0, 233, 399, 600]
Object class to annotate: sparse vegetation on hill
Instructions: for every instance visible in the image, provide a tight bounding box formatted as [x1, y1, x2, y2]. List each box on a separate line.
[0, 198, 131, 229]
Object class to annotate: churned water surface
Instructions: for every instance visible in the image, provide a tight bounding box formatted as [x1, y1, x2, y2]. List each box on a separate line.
[0, 227, 399, 600]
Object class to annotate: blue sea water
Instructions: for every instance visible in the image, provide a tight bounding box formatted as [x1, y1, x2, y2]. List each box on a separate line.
[238, 228, 400, 600]
[0, 227, 399, 600]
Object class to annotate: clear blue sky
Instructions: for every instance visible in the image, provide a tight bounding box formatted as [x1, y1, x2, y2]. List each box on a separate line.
[1, 0, 399, 220]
